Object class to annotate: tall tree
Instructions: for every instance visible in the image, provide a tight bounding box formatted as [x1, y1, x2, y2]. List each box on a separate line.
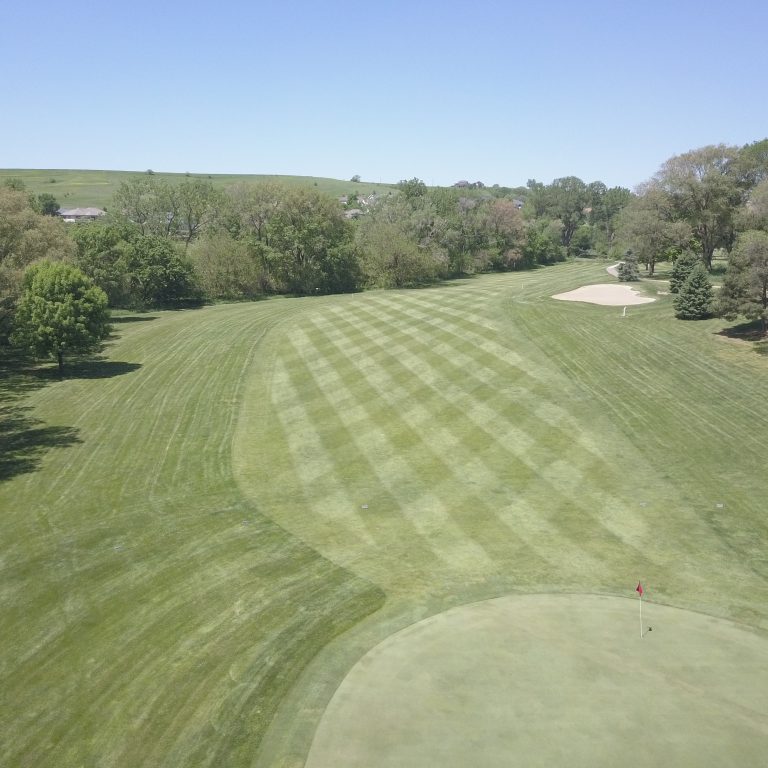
[588, 184, 632, 249]
[548, 176, 589, 248]
[717, 230, 768, 332]
[0, 187, 74, 332]
[70, 221, 139, 306]
[733, 138, 768, 188]
[10, 262, 110, 375]
[175, 178, 221, 247]
[226, 181, 284, 244]
[522, 219, 565, 265]
[396, 177, 428, 201]
[524, 179, 548, 218]
[357, 216, 436, 288]
[112, 176, 173, 237]
[267, 188, 357, 294]
[483, 198, 528, 270]
[616, 185, 690, 276]
[654, 144, 741, 269]
[122, 236, 198, 307]
[737, 179, 768, 232]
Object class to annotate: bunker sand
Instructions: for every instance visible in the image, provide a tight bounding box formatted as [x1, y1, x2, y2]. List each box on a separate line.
[306, 595, 768, 767]
[552, 283, 656, 305]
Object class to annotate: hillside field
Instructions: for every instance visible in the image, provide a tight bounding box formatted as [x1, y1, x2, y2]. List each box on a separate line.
[1, 261, 767, 766]
[0, 169, 397, 208]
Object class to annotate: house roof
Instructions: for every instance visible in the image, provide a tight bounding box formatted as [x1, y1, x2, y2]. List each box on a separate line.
[58, 207, 106, 217]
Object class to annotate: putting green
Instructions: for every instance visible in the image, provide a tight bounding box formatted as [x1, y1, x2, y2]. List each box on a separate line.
[305, 595, 768, 767]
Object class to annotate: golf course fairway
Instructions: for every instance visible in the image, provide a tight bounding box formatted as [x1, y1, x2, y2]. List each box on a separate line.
[2, 261, 767, 766]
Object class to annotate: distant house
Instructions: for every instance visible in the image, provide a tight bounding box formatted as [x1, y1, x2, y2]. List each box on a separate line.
[359, 193, 379, 207]
[453, 180, 486, 190]
[58, 207, 106, 222]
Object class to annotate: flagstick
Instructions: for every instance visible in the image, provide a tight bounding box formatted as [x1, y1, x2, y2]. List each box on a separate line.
[639, 594, 643, 639]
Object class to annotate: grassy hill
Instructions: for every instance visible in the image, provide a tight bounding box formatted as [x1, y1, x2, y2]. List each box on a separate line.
[0, 169, 398, 208]
[1, 262, 767, 766]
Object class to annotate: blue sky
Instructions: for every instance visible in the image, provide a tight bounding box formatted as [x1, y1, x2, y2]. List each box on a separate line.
[2, 1, 766, 189]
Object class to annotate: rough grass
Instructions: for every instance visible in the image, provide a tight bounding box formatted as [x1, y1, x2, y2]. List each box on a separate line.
[0, 169, 397, 208]
[1, 261, 767, 766]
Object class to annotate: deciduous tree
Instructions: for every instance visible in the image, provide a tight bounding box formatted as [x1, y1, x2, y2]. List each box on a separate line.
[357, 217, 435, 288]
[122, 236, 198, 307]
[112, 176, 174, 237]
[71, 221, 138, 306]
[189, 232, 266, 299]
[616, 185, 691, 276]
[654, 144, 741, 269]
[0, 188, 74, 332]
[10, 262, 110, 375]
[36, 193, 60, 216]
[175, 178, 222, 247]
[267, 188, 358, 294]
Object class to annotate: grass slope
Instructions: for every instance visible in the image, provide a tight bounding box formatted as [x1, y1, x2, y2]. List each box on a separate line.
[0, 169, 397, 208]
[1, 261, 767, 766]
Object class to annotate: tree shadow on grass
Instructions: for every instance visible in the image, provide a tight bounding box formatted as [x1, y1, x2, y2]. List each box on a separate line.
[26, 359, 142, 381]
[0, 403, 81, 482]
[716, 320, 767, 342]
[716, 320, 768, 355]
[110, 314, 158, 324]
[0, 351, 139, 483]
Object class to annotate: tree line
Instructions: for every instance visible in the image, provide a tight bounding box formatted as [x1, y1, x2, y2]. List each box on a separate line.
[89, 173, 637, 299]
[2, 138, 767, 370]
[2, 171, 627, 321]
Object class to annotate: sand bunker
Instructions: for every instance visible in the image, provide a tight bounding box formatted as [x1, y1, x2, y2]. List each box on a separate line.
[553, 283, 656, 306]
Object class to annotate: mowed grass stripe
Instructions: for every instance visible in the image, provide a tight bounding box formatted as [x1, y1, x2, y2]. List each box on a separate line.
[327, 300, 634, 547]
[293, 314, 540, 569]
[288, 324, 503, 579]
[272, 339, 457, 588]
[345, 306, 651, 576]
[265, 294, 646, 590]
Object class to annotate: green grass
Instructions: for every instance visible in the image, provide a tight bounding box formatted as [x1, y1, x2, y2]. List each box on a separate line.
[1, 262, 767, 766]
[0, 169, 397, 208]
[306, 596, 768, 768]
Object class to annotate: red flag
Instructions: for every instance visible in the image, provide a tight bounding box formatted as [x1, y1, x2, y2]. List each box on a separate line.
[636, 582, 644, 597]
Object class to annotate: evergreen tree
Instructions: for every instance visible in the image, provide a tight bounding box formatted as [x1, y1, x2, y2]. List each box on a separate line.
[674, 263, 713, 319]
[617, 252, 640, 281]
[669, 250, 700, 293]
[716, 230, 768, 332]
